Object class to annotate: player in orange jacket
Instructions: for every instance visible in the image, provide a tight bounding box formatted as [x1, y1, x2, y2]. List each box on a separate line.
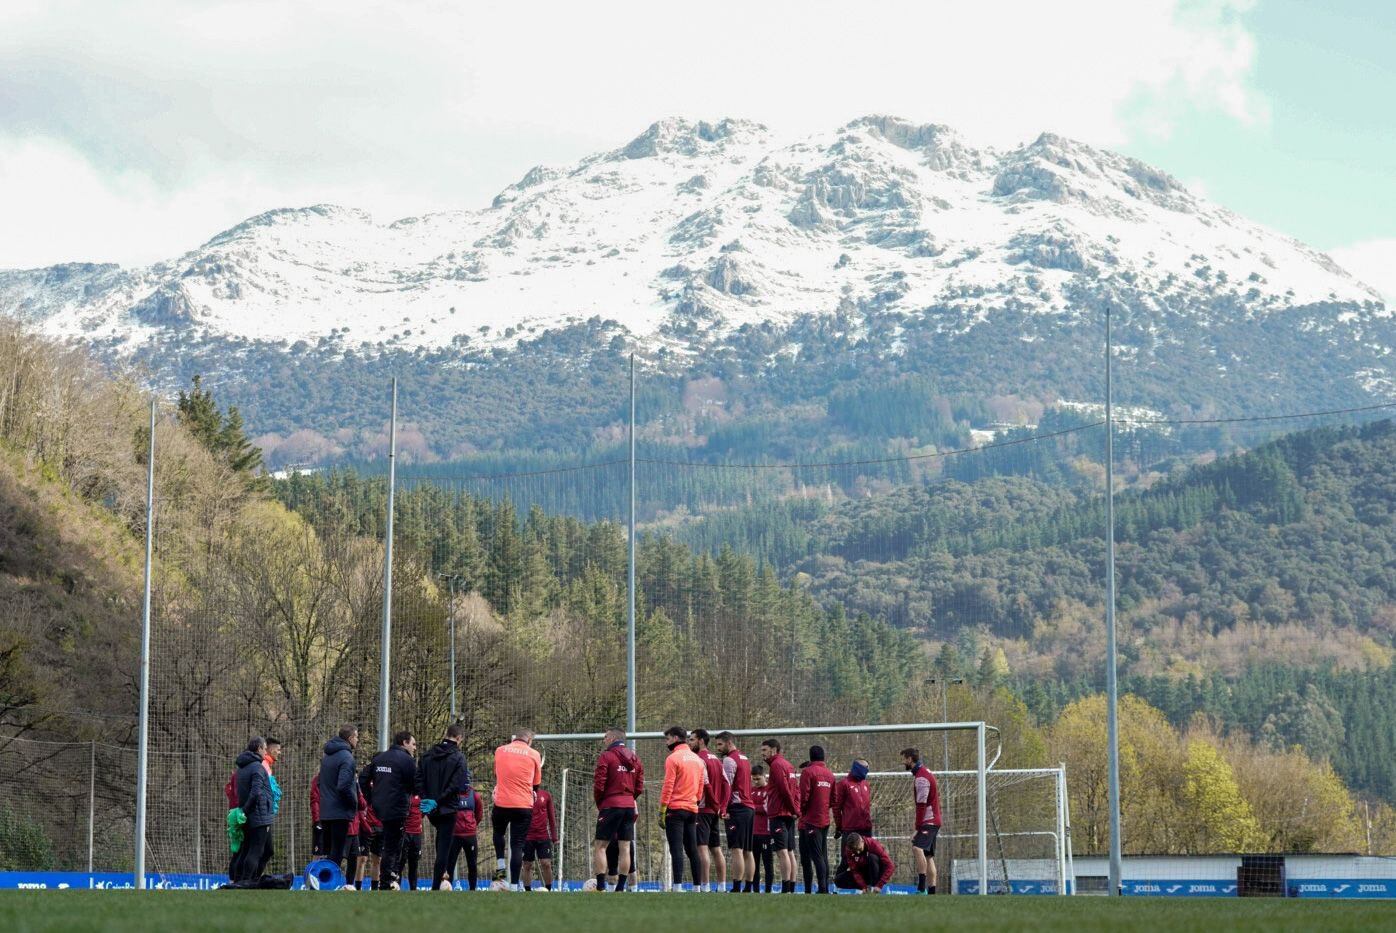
[659, 726, 704, 890]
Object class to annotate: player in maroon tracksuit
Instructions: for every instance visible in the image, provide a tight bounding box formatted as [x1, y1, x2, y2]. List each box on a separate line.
[310, 774, 323, 856]
[714, 731, 754, 892]
[749, 766, 775, 892]
[798, 746, 835, 894]
[688, 728, 729, 892]
[835, 833, 896, 893]
[760, 739, 801, 894]
[832, 758, 874, 839]
[522, 785, 558, 890]
[902, 747, 943, 894]
[593, 727, 644, 891]
[449, 785, 483, 889]
[404, 795, 424, 890]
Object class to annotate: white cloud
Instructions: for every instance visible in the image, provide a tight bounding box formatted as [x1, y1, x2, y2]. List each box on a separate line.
[1329, 240, 1396, 306]
[0, 0, 1266, 268]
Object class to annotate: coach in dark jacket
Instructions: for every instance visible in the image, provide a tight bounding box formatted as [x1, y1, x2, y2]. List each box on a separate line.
[419, 723, 472, 889]
[361, 730, 418, 888]
[318, 725, 359, 868]
[232, 737, 274, 882]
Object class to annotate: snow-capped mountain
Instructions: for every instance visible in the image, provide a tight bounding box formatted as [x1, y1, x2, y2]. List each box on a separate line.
[2, 115, 1384, 354]
[3, 116, 1393, 463]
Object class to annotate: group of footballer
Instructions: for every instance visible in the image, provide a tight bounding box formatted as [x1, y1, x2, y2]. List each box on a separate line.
[594, 726, 943, 894]
[289, 721, 942, 893]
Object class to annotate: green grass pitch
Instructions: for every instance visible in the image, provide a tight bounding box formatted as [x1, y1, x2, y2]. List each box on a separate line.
[3, 891, 1395, 932]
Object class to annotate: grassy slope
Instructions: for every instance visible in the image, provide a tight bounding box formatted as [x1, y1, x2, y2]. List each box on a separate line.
[2, 892, 1394, 933]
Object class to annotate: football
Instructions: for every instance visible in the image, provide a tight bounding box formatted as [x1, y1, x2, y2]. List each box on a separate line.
[490, 880, 510, 891]
[581, 879, 597, 892]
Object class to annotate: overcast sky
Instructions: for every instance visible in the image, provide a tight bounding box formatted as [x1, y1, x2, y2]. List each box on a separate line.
[0, 0, 1391, 300]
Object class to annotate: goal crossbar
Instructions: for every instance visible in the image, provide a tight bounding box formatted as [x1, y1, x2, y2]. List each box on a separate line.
[535, 721, 994, 894]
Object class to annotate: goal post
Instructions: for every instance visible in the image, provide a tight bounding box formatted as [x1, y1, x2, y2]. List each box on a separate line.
[535, 721, 995, 894]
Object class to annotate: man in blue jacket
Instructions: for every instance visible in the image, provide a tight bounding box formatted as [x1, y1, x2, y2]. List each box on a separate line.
[361, 730, 418, 890]
[232, 736, 275, 882]
[318, 725, 360, 871]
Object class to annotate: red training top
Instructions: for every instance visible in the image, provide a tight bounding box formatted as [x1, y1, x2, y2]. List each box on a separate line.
[751, 785, 771, 836]
[698, 747, 730, 815]
[405, 795, 423, 835]
[347, 789, 367, 836]
[593, 741, 644, 810]
[223, 771, 238, 810]
[526, 788, 558, 842]
[453, 789, 482, 838]
[844, 836, 896, 889]
[832, 776, 872, 834]
[798, 761, 835, 829]
[310, 775, 321, 822]
[911, 763, 942, 828]
[723, 748, 753, 809]
[763, 754, 801, 820]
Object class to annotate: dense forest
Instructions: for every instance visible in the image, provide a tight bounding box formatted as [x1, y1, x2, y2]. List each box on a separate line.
[3, 317, 1395, 875]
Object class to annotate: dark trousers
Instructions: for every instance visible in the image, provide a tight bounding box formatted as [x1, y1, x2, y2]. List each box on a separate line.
[256, 830, 275, 876]
[664, 810, 700, 888]
[492, 806, 531, 884]
[448, 836, 479, 889]
[404, 832, 422, 889]
[379, 818, 406, 887]
[236, 825, 271, 882]
[430, 812, 456, 889]
[311, 821, 324, 856]
[834, 853, 883, 891]
[800, 825, 829, 893]
[323, 819, 350, 867]
[754, 836, 774, 890]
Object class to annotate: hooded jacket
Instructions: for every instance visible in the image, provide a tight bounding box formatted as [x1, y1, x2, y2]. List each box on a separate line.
[361, 743, 418, 822]
[234, 750, 275, 828]
[763, 753, 801, 820]
[318, 737, 359, 821]
[843, 835, 895, 889]
[453, 788, 482, 838]
[419, 739, 472, 815]
[798, 760, 835, 829]
[832, 775, 872, 834]
[593, 741, 644, 810]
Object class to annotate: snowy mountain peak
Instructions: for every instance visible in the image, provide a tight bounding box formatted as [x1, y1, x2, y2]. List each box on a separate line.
[0, 116, 1386, 359]
[615, 117, 769, 160]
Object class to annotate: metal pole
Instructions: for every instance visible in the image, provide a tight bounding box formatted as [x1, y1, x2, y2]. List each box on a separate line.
[134, 399, 155, 888]
[1104, 302, 1123, 895]
[626, 353, 637, 745]
[976, 722, 987, 895]
[559, 768, 569, 887]
[1056, 765, 1068, 895]
[379, 377, 399, 751]
[449, 579, 458, 721]
[87, 740, 95, 874]
[193, 739, 201, 875]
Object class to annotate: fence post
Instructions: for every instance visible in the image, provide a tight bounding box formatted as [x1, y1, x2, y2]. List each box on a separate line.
[194, 743, 202, 875]
[87, 740, 95, 874]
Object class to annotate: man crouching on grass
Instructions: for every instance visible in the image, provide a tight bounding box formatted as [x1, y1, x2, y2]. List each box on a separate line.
[834, 833, 895, 894]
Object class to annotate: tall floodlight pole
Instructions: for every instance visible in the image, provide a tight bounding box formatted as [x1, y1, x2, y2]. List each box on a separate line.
[438, 573, 460, 721]
[378, 378, 399, 751]
[134, 399, 156, 888]
[1104, 303, 1123, 894]
[626, 353, 637, 746]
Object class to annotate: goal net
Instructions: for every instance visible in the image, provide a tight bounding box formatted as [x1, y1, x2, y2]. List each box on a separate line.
[533, 722, 1067, 894]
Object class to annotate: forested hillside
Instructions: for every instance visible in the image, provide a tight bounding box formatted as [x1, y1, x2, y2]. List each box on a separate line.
[3, 317, 1394, 867]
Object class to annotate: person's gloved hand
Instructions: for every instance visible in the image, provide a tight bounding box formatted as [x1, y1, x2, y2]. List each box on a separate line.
[420, 798, 438, 815]
[660, 806, 668, 822]
[833, 829, 843, 840]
